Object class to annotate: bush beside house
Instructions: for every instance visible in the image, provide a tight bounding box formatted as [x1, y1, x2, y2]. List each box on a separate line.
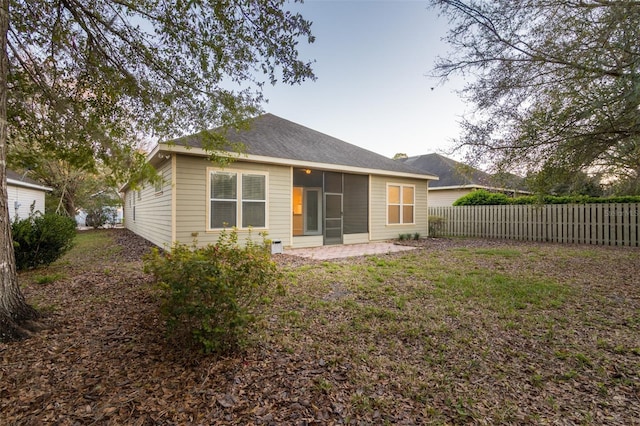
[144, 229, 280, 354]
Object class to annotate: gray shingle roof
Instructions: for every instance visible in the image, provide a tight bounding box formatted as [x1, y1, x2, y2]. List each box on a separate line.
[6, 169, 49, 189]
[399, 153, 493, 188]
[399, 153, 528, 190]
[175, 114, 433, 176]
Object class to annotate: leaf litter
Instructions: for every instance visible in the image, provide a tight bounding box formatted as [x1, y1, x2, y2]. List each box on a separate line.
[1, 229, 638, 425]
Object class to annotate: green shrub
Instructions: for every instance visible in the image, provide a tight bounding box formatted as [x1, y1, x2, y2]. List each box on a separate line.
[453, 190, 640, 206]
[144, 228, 280, 354]
[428, 215, 446, 237]
[85, 208, 108, 229]
[511, 194, 640, 205]
[12, 212, 77, 270]
[85, 206, 120, 228]
[453, 189, 511, 206]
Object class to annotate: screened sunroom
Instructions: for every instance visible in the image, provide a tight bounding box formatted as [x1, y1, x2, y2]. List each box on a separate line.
[292, 168, 369, 246]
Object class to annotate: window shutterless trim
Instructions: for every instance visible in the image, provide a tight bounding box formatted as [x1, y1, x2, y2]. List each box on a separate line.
[386, 183, 415, 225]
[206, 168, 269, 231]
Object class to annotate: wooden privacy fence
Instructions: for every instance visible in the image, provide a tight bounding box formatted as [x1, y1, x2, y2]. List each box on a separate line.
[429, 204, 640, 247]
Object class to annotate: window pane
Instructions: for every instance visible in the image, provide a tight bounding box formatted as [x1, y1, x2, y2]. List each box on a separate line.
[403, 186, 414, 204]
[211, 200, 236, 228]
[306, 190, 319, 232]
[388, 185, 400, 204]
[212, 172, 237, 199]
[242, 174, 265, 200]
[403, 205, 414, 224]
[388, 205, 400, 224]
[242, 201, 265, 227]
[293, 187, 303, 215]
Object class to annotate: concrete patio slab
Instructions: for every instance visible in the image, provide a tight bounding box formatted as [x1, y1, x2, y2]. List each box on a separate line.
[284, 242, 417, 260]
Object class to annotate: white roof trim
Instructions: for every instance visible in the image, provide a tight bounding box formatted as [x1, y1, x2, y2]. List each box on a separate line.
[7, 178, 52, 192]
[429, 184, 530, 193]
[153, 143, 439, 181]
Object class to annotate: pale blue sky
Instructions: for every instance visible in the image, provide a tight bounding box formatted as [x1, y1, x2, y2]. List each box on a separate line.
[261, 0, 469, 159]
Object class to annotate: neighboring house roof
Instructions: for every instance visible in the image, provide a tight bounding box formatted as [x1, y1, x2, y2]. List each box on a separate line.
[147, 113, 438, 181]
[6, 169, 52, 192]
[399, 153, 527, 192]
[399, 153, 493, 188]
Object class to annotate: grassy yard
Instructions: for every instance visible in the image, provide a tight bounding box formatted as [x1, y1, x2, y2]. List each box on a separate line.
[2, 230, 639, 425]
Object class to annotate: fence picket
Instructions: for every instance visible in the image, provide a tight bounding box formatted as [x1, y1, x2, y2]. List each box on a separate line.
[578, 205, 584, 244]
[428, 203, 640, 247]
[618, 204, 625, 246]
[590, 205, 596, 245]
[631, 204, 638, 247]
[603, 204, 613, 246]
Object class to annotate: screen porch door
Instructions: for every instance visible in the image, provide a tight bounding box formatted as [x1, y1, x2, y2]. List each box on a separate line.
[324, 193, 343, 245]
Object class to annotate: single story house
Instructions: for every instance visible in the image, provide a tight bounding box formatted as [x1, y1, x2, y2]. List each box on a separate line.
[398, 153, 528, 206]
[7, 169, 51, 220]
[122, 114, 438, 249]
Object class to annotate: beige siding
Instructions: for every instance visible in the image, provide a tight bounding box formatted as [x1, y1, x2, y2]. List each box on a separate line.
[124, 159, 173, 248]
[174, 156, 292, 247]
[123, 153, 433, 249]
[7, 185, 46, 220]
[428, 188, 472, 207]
[292, 235, 324, 248]
[370, 175, 428, 241]
[343, 233, 370, 245]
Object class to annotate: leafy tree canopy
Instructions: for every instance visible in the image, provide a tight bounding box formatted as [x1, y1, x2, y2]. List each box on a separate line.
[431, 0, 640, 193]
[8, 138, 148, 217]
[0, 0, 315, 340]
[8, 0, 316, 173]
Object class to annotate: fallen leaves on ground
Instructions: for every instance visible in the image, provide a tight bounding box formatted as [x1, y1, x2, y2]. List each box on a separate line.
[1, 230, 639, 425]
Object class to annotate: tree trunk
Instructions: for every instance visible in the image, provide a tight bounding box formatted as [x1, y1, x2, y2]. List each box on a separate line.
[0, 0, 39, 341]
[63, 189, 76, 218]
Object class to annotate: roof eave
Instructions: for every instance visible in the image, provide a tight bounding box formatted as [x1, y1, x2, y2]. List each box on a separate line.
[119, 144, 169, 192]
[430, 184, 530, 193]
[7, 178, 52, 192]
[155, 143, 439, 181]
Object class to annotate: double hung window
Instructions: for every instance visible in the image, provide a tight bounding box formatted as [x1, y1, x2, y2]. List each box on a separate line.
[209, 170, 267, 229]
[387, 184, 415, 225]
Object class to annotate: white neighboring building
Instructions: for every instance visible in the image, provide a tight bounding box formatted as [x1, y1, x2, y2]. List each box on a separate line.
[6, 169, 52, 220]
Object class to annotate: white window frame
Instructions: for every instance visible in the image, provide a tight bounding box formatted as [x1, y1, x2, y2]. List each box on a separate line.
[304, 188, 323, 235]
[131, 190, 136, 221]
[386, 183, 415, 225]
[154, 171, 164, 195]
[207, 168, 268, 231]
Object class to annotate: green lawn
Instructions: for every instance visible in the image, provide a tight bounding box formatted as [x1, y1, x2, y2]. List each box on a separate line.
[268, 243, 640, 423]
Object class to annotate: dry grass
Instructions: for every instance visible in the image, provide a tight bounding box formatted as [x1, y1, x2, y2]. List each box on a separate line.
[270, 243, 640, 424]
